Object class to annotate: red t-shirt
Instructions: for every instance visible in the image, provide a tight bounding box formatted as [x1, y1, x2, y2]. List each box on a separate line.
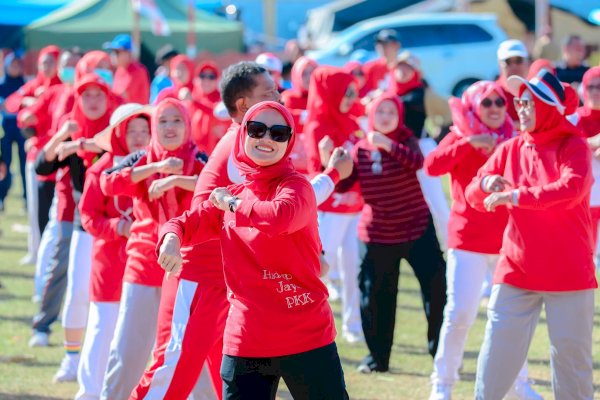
[466, 136, 598, 291]
[424, 131, 508, 254]
[113, 62, 150, 104]
[80, 153, 131, 302]
[159, 174, 336, 358]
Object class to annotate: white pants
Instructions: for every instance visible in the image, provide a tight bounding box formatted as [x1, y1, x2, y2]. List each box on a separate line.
[432, 249, 528, 385]
[318, 212, 362, 334]
[62, 230, 94, 329]
[76, 301, 120, 400]
[417, 137, 450, 252]
[25, 161, 40, 262]
[476, 284, 594, 400]
[101, 282, 161, 400]
[34, 194, 58, 300]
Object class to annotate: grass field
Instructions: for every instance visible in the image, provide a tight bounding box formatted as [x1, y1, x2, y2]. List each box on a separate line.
[0, 149, 600, 399]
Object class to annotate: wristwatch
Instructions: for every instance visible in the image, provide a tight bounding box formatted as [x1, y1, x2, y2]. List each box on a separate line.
[228, 196, 239, 212]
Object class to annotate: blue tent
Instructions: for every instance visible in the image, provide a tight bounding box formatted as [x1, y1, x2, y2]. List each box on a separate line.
[0, 0, 72, 48]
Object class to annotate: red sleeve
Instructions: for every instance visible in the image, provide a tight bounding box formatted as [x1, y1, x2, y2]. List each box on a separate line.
[99, 155, 148, 198]
[5, 80, 36, 113]
[387, 140, 424, 171]
[191, 130, 235, 207]
[235, 176, 315, 236]
[465, 141, 510, 212]
[80, 169, 121, 241]
[517, 137, 593, 210]
[17, 87, 56, 129]
[157, 199, 222, 250]
[131, 65, 150, 104]
[423, 131, 473, 176]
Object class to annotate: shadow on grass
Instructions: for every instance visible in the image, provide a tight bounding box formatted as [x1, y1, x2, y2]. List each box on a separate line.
[0, 243, 28, 252]
[0, 394, 65, 400]
[0, 313, 33, 326]
[0, 269, 33, 280]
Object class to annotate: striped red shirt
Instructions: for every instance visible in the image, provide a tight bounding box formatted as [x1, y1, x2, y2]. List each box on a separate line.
[342, 137, 429, 244]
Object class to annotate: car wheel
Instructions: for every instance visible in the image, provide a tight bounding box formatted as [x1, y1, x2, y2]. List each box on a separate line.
[452, 78, 480, 97]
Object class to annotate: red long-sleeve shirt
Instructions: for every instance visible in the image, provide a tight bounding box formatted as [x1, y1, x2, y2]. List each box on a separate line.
[465, 136, 597, 291]
[159, 174, 336, 358]
[424, 131, 508, 254]
[113, 62, 150, 104]
[100, 151, 202, 287]
[80, 153, 131, 302]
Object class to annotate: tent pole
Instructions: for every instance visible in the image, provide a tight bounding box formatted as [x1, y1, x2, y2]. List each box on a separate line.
[132, 3, 141, 60]
[187, 1, 197, 59]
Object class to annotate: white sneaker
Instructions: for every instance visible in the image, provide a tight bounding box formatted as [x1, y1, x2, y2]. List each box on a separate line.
[53, 354, 79, 383]
[19, 254, 35, 265]
[429, 383, 453, 400]
[325, 280, 341, 302]
[28, 331, 49, 347]
[505, 379, 543, 400]
[342, 330, 364, 344]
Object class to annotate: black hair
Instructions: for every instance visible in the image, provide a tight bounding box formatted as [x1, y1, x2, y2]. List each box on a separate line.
[219, 61, 267, 115]
[562, 34, 584, 48]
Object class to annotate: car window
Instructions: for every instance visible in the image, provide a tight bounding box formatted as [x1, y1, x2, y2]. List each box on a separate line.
[352, 23, 493, 51]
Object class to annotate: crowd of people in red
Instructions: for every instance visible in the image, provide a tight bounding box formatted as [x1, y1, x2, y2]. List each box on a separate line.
[0, 28, 598, 400]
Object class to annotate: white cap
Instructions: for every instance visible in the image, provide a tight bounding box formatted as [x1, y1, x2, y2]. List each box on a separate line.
[497, 39, 529, 61]
[255, 52, 283, 73]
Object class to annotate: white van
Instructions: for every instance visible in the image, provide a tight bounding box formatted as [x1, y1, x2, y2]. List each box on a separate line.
[307, 13, 508, 97]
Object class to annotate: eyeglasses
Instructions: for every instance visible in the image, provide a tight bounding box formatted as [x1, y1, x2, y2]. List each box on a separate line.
[513, 98, 534, 110]
[246, 120, 292, 143]
[370, 150, 382, 175]
[344, 86, 358, 99]
[503, 57, 525, 66]
[351, 70, 364, 77]
[199, 73, 217, 80]
[481, 97, 506, 108]
[587, 84, 600, 92]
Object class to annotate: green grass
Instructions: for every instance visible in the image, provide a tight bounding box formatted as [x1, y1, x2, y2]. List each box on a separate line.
[0, 147, 599, 399]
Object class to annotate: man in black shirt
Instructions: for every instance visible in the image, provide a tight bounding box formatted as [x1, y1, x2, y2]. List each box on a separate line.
[555, 34, 589, 87]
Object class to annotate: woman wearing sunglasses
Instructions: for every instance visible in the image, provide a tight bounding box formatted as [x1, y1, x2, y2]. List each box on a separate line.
[466, 71, 596, 399]
[190, 61, 229, 154]
[337, 93, 446, 374]
[157, 101, 348, 399]
[425, 81, 541, 400]
[574, 67, 600, 266]
[303, 66, 365, 344]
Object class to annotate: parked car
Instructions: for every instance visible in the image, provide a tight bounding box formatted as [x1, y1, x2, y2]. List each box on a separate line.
[306, 13, 507, 97]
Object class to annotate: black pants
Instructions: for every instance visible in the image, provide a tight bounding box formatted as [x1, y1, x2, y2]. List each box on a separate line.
[358, 219, 447, 371]
[37, 180, 55, 234]
[221, 343, 349, 400]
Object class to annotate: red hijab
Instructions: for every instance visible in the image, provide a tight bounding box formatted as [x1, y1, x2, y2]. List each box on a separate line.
[169, 55, 195, 92]
[192, 61, 220, 101]
[367, 94, 413, 143]
[282, 57, 318, 111]
[577, 67, 600, 137]
[146, 98, 197, 223]
[71, 73, 118, 166]
[37, 45, 62, 87]
[75, 51, 111, 82]
[304, 66, 360, 146]
[112, 115, 149, 156]
[234, 101, 298, 192]
[518, 84, 581, 145]
[528, 59, 556, 79]
[388, 61, 423, 97]
[448, 81, 514, 143]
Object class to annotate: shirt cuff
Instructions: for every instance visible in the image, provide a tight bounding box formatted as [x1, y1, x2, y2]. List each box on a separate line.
[323, 167, 340, 185]
[234, 198, 258, 227]
[511, 189, 519, 206]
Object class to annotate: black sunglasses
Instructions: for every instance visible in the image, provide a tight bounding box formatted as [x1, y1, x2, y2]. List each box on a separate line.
[481, 97, 506, 108]
[345, 86, 358, 98]
[199, 73, 217, 80]
[246, 121, 292, 143]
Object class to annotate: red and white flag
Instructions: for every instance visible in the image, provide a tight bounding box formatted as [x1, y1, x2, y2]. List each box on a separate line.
[132, 0, 171, 36]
